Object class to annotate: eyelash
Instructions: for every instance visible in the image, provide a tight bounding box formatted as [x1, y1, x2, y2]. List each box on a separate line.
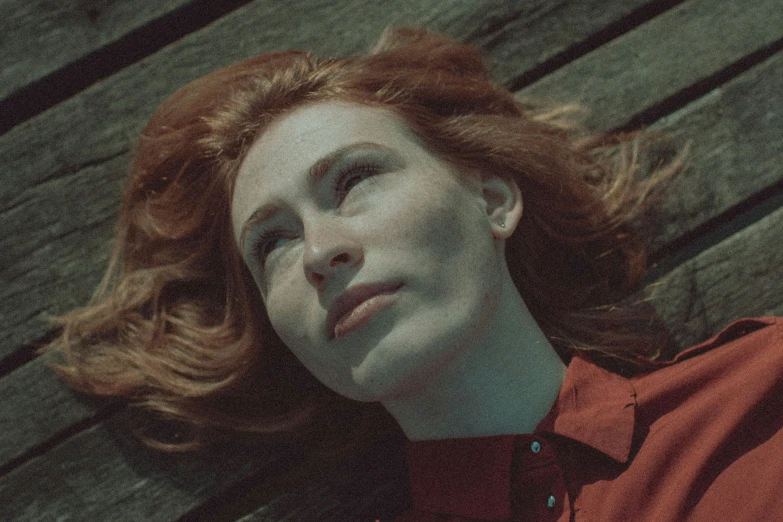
[332, 160, 381, 203]
[252, 160, 381, 265]
[252, 229, 288, 265]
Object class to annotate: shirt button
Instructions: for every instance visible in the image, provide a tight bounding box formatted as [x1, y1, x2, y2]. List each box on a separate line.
[530, 440, 541, 453]
[547, 495, 556, 509]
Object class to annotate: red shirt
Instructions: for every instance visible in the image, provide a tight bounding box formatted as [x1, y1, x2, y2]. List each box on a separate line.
[395, 317, 783, 521]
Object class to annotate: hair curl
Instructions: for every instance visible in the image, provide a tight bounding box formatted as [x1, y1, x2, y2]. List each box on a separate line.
[48, 27, 683, 449]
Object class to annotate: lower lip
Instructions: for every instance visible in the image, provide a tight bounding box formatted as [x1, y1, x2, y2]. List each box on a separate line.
[334, 291, 398, 340]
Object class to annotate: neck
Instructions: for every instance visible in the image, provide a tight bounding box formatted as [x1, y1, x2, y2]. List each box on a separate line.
[382, 273, 566, 441]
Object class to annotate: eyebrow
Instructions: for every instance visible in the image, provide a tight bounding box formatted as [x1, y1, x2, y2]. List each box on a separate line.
[238, 142, 390, 249]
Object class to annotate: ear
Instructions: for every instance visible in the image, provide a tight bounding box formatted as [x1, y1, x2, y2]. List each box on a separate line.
[481, 174, 523, 239]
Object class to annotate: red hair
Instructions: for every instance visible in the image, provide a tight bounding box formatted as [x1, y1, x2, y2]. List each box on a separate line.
[49, 27, 683, 449]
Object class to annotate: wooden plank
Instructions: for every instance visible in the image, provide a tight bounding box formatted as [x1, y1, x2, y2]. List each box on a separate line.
[646, 205, 783, 349]
[0, 351, 99, 466]
[0, 419, 408, 521]
[645, 49, 783, 250]
[521, 0, 783, 132]
[175, 432, 408, 522]
[0, 371, 408, 521]
[1, 154, 126, 360]
[0, 414, 294, 521]
[0, 0, 657, 212]
[0, 0, 196, 102]
[0, 0, 655, 359]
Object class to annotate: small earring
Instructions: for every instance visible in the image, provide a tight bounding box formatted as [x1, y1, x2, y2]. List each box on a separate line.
[500, 222, 506, 228]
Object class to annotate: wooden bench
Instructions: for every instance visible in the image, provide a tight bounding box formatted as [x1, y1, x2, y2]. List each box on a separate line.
[1, 0, 781, 519]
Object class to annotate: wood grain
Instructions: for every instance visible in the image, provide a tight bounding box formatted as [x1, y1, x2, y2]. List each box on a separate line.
[522, 0, 783, 131]
[647, 205, 783, 349]
[645, 49, 783, 251]
[0, 0, 197, 101]
[0, 351, 99, 465]
[0, 413, 296, 521]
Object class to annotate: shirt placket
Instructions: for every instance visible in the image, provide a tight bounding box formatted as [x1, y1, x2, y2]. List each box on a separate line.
[511, 435, 570, 521]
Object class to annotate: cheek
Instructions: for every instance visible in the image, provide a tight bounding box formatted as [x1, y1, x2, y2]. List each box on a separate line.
[262, 271, 312, 347]
[264, 294, 336, 384]
[391, 177, 487, 267]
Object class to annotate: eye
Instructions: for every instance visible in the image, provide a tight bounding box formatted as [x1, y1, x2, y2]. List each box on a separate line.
[252, 230, 292, 265]
[333, 161, 381, 203]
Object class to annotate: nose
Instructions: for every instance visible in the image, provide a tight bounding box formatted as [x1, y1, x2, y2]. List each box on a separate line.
[303, 217, 363, 287]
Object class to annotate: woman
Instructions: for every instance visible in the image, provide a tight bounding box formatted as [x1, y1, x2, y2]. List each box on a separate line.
[50, 27, 783, 521]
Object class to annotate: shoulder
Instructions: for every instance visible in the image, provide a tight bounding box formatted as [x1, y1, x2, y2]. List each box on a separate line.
[632, 317, 782, 404]
[604, 317, 783, 520]
[672, 316, 781, 363]
[628, 317, 783, 467]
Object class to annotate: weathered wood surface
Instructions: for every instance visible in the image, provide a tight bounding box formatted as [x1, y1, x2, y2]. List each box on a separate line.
[0, 0, 196, 102]
[0, 414, 296, 521]
[649, 205, 783, 349]
[0, 0, 781, 520]
[0, 415, 409, 521]
[522, 0, 783, 132]
[645, 50, 783, 252]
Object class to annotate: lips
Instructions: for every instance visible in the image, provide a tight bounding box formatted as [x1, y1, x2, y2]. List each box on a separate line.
[326, 282, 402, 339]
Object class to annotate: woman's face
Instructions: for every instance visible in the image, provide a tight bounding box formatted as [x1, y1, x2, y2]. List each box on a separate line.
[231, 101, 515, 402]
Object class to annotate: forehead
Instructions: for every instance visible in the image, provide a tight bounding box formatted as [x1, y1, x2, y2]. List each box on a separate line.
[231, 101, 417, 232]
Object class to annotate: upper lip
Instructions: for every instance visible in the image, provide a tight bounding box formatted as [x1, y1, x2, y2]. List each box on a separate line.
[326, 282, 402, 339]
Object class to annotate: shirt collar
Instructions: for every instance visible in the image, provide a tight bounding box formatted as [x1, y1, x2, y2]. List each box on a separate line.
[405, 352, 637, 519]
[537, 351, 637, 463]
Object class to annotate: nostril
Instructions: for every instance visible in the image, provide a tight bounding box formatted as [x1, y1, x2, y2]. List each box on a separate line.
[311, 272, 325, 284]
[329, 252, 351, 267]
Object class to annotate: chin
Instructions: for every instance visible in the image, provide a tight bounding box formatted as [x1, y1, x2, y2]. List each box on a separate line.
[321, 290, 488, 402]
[345, 323, 463, 403]
[350, 357, 414, 402]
